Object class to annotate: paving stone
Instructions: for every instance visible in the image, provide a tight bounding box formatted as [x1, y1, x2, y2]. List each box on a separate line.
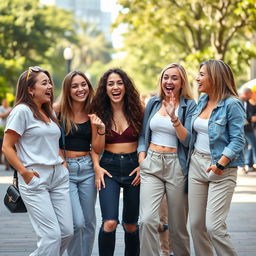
[0, 165, 255, 255]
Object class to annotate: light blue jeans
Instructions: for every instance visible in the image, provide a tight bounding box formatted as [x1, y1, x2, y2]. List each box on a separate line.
[66, 155, 97, 256]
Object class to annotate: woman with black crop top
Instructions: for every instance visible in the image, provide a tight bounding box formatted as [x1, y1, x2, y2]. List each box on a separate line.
[54, 71, 105, 256]
[91, 68, 144, 256]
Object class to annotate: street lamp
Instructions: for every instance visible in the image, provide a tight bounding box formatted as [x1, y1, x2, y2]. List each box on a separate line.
[63, 47, 73, 74]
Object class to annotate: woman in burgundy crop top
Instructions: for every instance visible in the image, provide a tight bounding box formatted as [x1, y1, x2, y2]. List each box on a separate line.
[54, 71, 105, 256]
[91, 68, 144, 256]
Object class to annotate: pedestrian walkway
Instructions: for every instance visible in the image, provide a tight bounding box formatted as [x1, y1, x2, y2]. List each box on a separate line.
[0, 164, 255, 255]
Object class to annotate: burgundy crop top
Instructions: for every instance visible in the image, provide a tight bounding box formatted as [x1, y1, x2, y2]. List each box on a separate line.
[105, 126, 138, 144]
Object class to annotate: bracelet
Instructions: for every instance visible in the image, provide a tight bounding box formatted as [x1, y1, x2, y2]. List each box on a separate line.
[171, 116, 178, 123]
[173, 120, 181, 127]
[216, 162, 225, 170]
[97, 127, 106, 136]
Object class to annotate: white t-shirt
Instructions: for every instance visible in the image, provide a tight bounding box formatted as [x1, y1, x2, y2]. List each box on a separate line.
[5, 104, 63, 167]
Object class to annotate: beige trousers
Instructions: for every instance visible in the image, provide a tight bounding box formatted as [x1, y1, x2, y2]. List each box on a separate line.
[159, 195, 173, 256]
[188, 150, 238, 256]
[139, 149, 190, 256]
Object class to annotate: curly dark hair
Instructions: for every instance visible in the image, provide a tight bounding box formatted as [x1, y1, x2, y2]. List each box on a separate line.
[91, 68, 144, 135]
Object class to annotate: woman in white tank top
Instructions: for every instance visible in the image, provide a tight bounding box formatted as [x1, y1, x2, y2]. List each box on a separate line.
[138, 63, 196, 256]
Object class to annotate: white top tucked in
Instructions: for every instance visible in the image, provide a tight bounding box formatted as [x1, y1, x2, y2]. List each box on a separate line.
[5, 104, 63, 167]
[150, 108, 179, 148]
[193, 117, 210, 154]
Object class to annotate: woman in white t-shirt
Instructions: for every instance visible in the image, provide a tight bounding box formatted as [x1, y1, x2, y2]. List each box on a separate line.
[2, 66, 73, 256]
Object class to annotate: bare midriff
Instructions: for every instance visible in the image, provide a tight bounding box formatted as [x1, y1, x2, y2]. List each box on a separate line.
[149, 143, 177, 153]
[62, 150, 90, 158]
[105, 141, 138, 154]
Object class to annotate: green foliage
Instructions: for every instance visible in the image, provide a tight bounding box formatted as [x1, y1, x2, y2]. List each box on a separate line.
[0, 0, 76, 93]
[115, 0, 256, 92]
[71, 22, 113, 74]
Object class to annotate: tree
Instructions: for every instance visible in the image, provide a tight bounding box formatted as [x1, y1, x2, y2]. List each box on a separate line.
[114, 0, 256, 91]
[0, 0, 76, 92]
[71, 22, 112, 73]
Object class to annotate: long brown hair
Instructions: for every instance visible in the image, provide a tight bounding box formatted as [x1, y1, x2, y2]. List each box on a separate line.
[55, 71, 94, 134]
[200, 59, 238, 101]
[91, 68, 144, 135]
[15, 68, 58, 124]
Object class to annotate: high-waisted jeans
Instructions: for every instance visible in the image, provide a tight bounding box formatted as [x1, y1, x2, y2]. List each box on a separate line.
[66, 155, 97, 256]
[98, 150, 140, 256]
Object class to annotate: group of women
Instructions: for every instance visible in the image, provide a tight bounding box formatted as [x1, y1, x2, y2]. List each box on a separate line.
[2, 59, 245, 256]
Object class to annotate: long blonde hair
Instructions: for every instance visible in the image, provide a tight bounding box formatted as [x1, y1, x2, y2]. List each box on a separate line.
[55, 71, 94, 134]
[200, 59, 238, 101]
[157, 63, 194, 100]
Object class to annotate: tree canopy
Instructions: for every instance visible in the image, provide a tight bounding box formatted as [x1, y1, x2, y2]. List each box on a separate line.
[0, 0, 77, 94]
[114, 0, 256, 91]
[0, 0, 113, 99]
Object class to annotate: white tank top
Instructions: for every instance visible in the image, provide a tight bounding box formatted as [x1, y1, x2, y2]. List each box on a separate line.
[150, 108, 178, 148]
[193, 117, 210, 154]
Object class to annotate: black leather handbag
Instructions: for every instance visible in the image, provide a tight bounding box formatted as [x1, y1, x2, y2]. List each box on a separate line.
[4, 169, 27, 213]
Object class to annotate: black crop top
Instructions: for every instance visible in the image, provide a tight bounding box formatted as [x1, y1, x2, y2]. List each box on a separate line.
[60, 120, 91, 151]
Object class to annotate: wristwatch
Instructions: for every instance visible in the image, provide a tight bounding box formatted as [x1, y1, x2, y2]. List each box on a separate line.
[216, 162, 225, 170]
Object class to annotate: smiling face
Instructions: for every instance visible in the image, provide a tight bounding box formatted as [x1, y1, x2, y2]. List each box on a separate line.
[106, 72, 125, 104]
[196, 65, 213, 94]
[70, 75, 89, 103]
[161, 67, 182, 98]
[28, 72, 53, 106]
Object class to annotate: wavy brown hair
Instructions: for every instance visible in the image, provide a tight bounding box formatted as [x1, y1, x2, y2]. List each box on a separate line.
[91, 68, 144, 135]
[55, 71, 94, 134]
[15, 67, 58, 125]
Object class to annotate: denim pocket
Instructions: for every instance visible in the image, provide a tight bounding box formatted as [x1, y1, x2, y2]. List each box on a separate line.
[214, 118, 227, 135]
[100, 156, 113, 165]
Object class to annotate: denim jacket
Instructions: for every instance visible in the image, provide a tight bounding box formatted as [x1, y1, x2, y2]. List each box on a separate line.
[188, 94, 246, 168]
[137, 96, 197, 175]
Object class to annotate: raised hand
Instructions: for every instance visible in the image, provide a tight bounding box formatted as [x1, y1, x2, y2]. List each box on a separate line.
[88, 114, 105, 130]
[163, 91, 176, 118]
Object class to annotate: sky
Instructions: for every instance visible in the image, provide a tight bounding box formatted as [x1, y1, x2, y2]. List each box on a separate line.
[40, 0, 123, 49]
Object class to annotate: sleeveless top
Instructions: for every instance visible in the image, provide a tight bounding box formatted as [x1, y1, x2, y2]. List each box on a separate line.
[105, 126, 138, 144]
[60, 120, 91, 151]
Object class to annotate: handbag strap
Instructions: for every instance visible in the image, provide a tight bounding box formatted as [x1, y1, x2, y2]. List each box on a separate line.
[12, 167, 18, 188]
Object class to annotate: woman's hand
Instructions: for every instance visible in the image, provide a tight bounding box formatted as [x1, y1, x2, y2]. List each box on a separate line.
[62, 160, 68, 168]
[206, 165, 223, 175]
[88, 114, 105, 131]
[129, 167, 140, 186]
[138, 152, 146, 164]
[94, 165, 112, 191]
[163, 91, 176, 118]
[21, 169, 40, 184]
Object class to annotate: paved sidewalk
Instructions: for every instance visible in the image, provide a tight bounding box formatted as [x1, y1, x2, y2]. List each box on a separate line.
[0, 164, 256, 255]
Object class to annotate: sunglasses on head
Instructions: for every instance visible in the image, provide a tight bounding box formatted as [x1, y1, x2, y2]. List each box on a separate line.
[26, 66, 44, 81]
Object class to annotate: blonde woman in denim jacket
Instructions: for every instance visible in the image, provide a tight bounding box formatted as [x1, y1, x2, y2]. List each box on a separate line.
[188, 60, 246, 256]
[138, 63, 196, 256]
